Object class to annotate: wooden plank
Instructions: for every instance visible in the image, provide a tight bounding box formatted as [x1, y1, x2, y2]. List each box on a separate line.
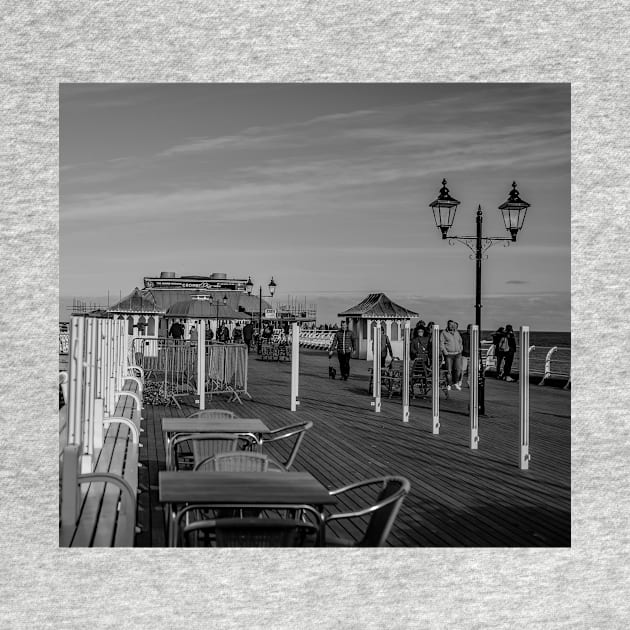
[137, 350, 570, 546]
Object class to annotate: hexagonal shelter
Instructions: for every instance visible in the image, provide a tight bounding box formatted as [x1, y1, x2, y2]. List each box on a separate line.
[338, 293, 418, 360]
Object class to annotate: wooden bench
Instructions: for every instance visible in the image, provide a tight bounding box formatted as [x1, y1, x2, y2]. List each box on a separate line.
[59, 377, 143, 547]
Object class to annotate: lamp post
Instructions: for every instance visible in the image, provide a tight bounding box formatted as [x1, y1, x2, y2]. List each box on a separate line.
[245, 276, 277, 349]
[209, 293, 228, 340]
[429, 179, 530, 414]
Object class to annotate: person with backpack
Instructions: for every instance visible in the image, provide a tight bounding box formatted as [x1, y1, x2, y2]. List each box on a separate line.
[499, 324, 517, 381]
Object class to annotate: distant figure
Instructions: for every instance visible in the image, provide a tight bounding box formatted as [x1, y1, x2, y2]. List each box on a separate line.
[169, 320, 184, 340]
[410, 326, 427, 364]
[424, 321, 435, 365]
[458, 324, 472, 388]
[374, 323, 393, 367]
[492, 327, 506, 378]
[413, 320, 426, 340]
[232, 323, 243, 343]
[243, 322, 254, 351]
[499, 324, 517, 381]
[329, 320, 355, 381]
[219, 325, 230, 343]
[283, 321, 290, 336]
[440, 319, 463, 390]
[189, 326, 198, 344]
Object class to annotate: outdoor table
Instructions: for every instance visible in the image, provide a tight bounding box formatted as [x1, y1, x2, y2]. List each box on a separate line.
[161, 417, 270, 470]
[159, 471, 336, 546]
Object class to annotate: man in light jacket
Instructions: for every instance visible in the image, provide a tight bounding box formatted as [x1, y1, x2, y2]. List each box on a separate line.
[440, 319, 464, 390]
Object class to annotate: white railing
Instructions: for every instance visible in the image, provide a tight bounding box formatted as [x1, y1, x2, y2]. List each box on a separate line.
[483, 343, 570, 388]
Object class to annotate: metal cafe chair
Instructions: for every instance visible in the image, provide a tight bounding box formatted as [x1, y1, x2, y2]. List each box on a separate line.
[193, 451, 284, 473]
[181, 509, 321, 547]
[187, 409, 237, 420]
[256, 421, 314, 471]
[322, 476, 411, 547]
[171, 432, 240, 471]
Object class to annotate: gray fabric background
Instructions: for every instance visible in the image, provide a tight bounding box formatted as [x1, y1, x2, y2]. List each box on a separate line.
[1, 1, 628, 627]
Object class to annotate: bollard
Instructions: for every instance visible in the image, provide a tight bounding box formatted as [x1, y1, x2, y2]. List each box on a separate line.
[469, 325, 479, 449]
[290, 322, 300, 411]
[196, 323, 206, 409]
[432, 324, 440, 434]
[402, 321, 410, 423]
[520, 326, 531, 469]
[372, 326, 381, 413]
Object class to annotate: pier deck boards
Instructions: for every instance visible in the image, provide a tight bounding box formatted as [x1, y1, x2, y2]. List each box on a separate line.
[136, 350, 570, 547]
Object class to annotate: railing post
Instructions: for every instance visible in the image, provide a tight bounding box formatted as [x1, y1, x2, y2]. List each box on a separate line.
[520, 326, 531, 469]
[372, 327, 381, 413]
[290, 322, 300, 411]
[432, 324, 440, 434]
[469, 325, 479, 449]
[68, 316, 85, 446]
[402, 321, 410, 423]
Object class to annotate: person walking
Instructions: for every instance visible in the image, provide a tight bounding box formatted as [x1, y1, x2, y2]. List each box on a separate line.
[500, 324, 517, 381]
[439, 319, 463, 390]
[328, 320, 355, 381]
[458, 324, 472, 388]
[243, 322, 254, 352]
[376, 323, 393, 367]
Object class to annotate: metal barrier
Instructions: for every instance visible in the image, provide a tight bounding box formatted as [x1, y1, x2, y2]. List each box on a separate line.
[131, 338, 250, 407]
[296, 329, 336, 350]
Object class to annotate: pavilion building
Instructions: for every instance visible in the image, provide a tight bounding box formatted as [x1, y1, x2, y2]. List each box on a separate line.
[338, 293, 418, 360]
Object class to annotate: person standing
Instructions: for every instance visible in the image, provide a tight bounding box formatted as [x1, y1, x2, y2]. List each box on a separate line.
[376, 323, 393, 367]
[492, 327, 506, 378]
[242, 321, 254, 352]
[439, 319, 463, 390]
[189, 325, 198, 345]
[233, 323, 243, 343]
[458, 324, 472, 388]
[169, 319, 184, 340]
[328, 320, 355, 381]
[501, 324, 517, 381]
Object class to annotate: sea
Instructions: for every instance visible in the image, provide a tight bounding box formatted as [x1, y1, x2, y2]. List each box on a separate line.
[482, 330, 570, 349]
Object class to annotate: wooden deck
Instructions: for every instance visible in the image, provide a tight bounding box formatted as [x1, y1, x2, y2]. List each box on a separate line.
[135, 349, 571, 547]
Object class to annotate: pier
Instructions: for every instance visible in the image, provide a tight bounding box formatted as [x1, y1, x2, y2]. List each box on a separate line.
[134, 349, 570, 547]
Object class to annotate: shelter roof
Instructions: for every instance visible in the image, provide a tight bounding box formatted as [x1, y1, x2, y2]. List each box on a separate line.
[107, 288, 163, 314]
[338, 293, 419, 319]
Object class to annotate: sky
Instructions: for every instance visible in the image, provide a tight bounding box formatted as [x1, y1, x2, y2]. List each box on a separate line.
[60, 84, 570, 330]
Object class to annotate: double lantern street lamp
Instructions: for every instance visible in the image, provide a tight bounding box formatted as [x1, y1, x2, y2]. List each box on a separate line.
[429, 179, 530, 415]
[244, 276, 277, 338]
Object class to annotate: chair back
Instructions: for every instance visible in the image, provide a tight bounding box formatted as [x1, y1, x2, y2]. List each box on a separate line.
[187, 409, 237, 419]
[214, 517, 315, 547]
[260, 421, 313, 470]
[360, 477, 410, 546]
[198, 451, 270, 472]
[190, 433, 240, 471]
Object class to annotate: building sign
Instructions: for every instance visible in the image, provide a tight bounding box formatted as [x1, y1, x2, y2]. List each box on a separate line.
[144, 278, 246, 290]
[264, 309, 277, 319]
